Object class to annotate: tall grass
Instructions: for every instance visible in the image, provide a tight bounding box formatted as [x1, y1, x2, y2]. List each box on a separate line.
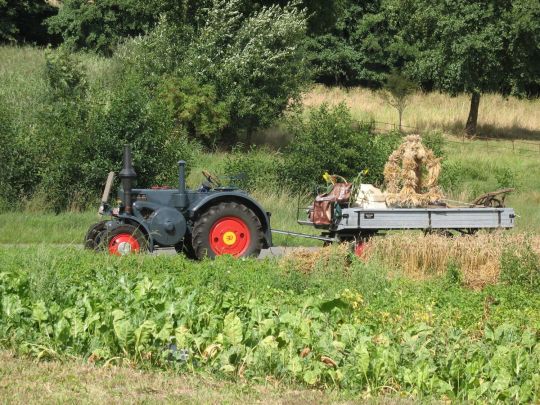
[303, 85, 540, 141]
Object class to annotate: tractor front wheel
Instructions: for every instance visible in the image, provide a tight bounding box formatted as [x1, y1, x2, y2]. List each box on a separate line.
[101, 224, 148, 256]
[191, 202, 264, 259]
[84, 221, 107, 250]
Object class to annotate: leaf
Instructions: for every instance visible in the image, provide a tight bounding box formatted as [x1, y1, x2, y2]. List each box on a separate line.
[354, 343, 370, 374]
[112, 309, 132, 348]
[134, 320, 156, 354]
[156, 321, 174, 343]
[32, 301, 48, 322]
[223, 313, 243, 345]
[288, 357, 302, 375]
[303, 369, 319, 385]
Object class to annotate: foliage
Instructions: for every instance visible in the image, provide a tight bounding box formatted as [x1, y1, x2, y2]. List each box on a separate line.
[224, 146, 283, 191]
[46, 0, 204, 55]
[0, 0, 57, 44]
[283, 103, 401, 190]
[44, 47, 88, 100]
[500, 244, 540, 289]
[1, 247, 540, 402]
[380, 72, 418, 131]
[131, 0, 308, 145]
[160, 76, 229, 147]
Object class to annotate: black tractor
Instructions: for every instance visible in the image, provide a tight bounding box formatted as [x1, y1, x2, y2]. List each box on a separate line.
[84, 145, 272, 259]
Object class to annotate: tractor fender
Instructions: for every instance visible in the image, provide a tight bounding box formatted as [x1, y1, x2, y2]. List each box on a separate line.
[106, 215, 155, 252]
[188, 192, 272, 248]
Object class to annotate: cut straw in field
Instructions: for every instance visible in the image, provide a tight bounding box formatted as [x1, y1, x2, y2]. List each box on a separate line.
[363, 232, 540, 289]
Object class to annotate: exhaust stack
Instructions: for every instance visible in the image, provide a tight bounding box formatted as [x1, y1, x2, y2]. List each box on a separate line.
[119, 145, 136, 214]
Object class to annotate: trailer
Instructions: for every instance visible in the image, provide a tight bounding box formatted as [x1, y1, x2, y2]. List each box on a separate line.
[272, 199, 516, 251]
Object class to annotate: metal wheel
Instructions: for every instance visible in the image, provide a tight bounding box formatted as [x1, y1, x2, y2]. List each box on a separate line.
[191, 202, 264, 259]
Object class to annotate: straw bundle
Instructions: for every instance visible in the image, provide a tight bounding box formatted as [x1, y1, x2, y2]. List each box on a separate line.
[384, 135, 443, 207]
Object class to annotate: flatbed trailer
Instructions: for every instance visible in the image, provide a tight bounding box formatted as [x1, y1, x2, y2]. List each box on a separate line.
[272, 206, 516, 244]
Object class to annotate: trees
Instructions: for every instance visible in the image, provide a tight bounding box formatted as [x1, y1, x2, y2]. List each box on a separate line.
[391, 0, 540, 135]
[122, 0, 309, 146]
[0, 0, 57, 44]
[46, 0, 205, 55]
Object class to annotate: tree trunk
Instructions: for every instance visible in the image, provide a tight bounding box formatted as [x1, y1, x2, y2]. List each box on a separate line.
[465, 92, 481, 136]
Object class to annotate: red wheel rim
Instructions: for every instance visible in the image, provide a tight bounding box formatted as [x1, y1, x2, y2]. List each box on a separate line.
[209, 216, 251, 257]
[108, 233, 141, 256]
[355, 241, 366, 258]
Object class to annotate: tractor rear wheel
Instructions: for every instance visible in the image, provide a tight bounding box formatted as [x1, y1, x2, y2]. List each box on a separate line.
[100, 224, 148, 256]
[174, 234, 198, 260]
[191, 202, 264, 259]
[84, 221, 107, 250]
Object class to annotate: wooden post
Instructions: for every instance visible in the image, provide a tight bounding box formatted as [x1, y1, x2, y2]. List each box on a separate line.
[512, 140, 515, 153]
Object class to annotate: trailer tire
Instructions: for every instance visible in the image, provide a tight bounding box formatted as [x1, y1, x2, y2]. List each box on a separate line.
[191, 202, 264, 260]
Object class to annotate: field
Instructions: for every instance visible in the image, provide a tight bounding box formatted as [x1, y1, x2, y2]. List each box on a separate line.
[1, 45, 540, 403]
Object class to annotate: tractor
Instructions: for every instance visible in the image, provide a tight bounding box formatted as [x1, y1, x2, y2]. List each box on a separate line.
[84, 145, 272, 259]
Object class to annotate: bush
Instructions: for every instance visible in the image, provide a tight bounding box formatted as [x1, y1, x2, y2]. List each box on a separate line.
[159, 75, 229, 147]
[44, 47, 87, 100]
[283, 103, 401, 190]
[422, 131, 446, 158]
[224, 146, 282, 192]
[500, 244, 540, 289]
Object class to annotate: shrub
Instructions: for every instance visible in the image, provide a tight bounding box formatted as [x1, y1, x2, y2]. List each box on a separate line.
[283, 103, 401, 190]
[44, 47, 87, 100]
[500, 244, 540, 289]
[159, 75, 229, 147]
[224, 146, 282, 192]
[494, 167, 518, 189]
[422, 131, 446, 158]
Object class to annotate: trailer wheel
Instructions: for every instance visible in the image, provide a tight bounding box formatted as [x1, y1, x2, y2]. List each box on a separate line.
[191, 202, 264, 259]
[101, 224, 148, 256]
[84, 221, 107, 250]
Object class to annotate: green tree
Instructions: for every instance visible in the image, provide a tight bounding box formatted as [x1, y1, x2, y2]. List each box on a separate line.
[0, 0, 57, 44]
[47, 0, 204, 55]
[122, 0, 309, 146]
[392, 0, 540, 135]
[380, 72, 417, 131]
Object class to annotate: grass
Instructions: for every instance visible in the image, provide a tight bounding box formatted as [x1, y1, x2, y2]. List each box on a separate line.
[0, 351, 351, 404]
[304, 85, 540, 141]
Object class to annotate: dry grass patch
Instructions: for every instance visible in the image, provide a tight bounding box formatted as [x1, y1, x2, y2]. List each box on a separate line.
[0, 351, 358, 405]
[364, 232, 540, 289]
[281, 244, 350, 273]
[303, 85, 540, 141]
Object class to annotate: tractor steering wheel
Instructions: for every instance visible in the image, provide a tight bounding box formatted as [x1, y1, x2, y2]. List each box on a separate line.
[202, 170, 222, 187]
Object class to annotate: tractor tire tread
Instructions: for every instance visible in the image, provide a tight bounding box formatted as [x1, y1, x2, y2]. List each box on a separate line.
[191, 202, 264, 260]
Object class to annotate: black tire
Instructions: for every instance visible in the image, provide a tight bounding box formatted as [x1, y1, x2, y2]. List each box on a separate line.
[174, 234, 198, 260]
[191, 202, 264, 260]
[84, 221, 107, 250]
[99, 224, 149, 255]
